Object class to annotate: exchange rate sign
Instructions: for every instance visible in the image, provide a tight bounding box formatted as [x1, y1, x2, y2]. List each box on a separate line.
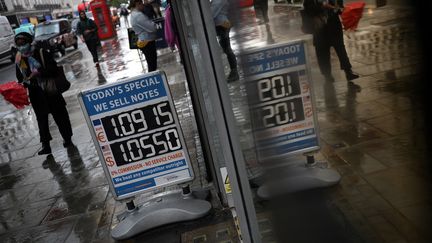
[78, 71, 193, 200]
[242, 41, 320, 161]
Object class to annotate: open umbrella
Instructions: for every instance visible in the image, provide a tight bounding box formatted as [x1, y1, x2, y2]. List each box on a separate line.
[0, 81, 30, 109]
[341, 1, 366, 31]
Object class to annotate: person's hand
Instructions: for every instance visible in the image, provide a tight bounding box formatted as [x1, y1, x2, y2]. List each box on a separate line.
[80, 36, 85, 42]
[84, 29, 91, 34]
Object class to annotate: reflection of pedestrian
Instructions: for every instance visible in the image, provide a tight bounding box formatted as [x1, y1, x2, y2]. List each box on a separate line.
[304, 0, 359, 82]
[42, 147, 91, 214]
[265, 24, 275, 44]
[130, 0, 158, 72]
[211, 0, 239, 82]
[14, 32, 73, 155]
[77, 11, 100, 67]
[254, 0, 269, 24]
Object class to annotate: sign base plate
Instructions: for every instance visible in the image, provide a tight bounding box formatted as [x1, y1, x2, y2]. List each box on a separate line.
[111, 192, 212, 240]
[256, 161, 341, 199]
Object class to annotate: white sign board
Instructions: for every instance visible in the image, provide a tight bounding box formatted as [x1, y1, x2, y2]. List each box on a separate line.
[78, 71, 194, 200]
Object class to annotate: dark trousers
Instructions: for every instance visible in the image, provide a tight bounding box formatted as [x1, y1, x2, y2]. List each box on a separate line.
[314, 18, 352, 75]
[255, 0, 269, 22]
[35, 104, 73, 144]
[85, 40, 99, 63]
[216, 26, 237, 71]
[315, 41, 351, 75]
[140, 40, 157, 72]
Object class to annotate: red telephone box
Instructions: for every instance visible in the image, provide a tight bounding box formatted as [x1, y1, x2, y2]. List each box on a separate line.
[89, 0, 116, 40]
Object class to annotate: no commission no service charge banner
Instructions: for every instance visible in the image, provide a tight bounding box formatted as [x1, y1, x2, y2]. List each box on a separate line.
[78, 71, 194, 200]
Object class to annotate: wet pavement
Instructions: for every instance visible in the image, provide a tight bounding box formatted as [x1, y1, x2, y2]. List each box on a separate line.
[0, 1, 431, 242]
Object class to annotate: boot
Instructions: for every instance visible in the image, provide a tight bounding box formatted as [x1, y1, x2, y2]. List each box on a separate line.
[227, 69, 239, 83]
[38, 142, 52, 155]
[345, 69, 359, 81]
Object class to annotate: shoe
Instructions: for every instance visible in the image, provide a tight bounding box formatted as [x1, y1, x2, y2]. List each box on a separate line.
[345, 70, 359, 81]
[38, 143, 52, 155]
[227, 70, 239, 83]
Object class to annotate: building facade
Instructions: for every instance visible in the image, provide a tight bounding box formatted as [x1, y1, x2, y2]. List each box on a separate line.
[0, 0, 81, 28]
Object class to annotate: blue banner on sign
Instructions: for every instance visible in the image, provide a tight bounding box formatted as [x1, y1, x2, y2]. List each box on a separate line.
[82, 74, 167, 116]
[242, 42, 306, 76]
[259, 137, 319, 158]
[115, 178, 156, 196]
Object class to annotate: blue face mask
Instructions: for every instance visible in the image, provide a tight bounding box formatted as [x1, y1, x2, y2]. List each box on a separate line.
[17, 43, 31, 54]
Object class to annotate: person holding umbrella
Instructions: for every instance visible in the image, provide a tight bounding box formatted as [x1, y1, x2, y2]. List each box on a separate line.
[14, 32, 73, 155]
[304, 0, 359, 82]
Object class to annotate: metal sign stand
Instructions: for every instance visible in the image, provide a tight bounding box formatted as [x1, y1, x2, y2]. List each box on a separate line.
[78, 71, 211, 240]
[112, 185, 211, 240]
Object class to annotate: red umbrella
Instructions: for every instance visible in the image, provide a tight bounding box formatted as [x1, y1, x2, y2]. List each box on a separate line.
[341, 1, 366, 31]
[0, 81, 30, 109]
[77, 1, 91, 12]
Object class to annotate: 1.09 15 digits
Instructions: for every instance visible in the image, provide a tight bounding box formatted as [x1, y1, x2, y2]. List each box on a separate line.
[101, 101, 174, 141]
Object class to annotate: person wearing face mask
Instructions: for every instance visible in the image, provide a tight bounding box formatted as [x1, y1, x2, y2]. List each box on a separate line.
[76, 10, 100, 67]
[129, 0, 158, 72]
[14, 32, 74, 155]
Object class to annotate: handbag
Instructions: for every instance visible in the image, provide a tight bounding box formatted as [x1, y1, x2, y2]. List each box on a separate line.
[39, 49, 71, 95]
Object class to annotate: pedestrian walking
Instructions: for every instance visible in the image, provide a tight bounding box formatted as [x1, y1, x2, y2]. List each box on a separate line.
[254, 0, 269, 24]
[14, 32, 73, 155]
[129, 0, 158, 72]
[211, 0, 239, 82]
[120, 5, 130, 27]
[303, 0, 359, 82]
[77, 10, 100, 67]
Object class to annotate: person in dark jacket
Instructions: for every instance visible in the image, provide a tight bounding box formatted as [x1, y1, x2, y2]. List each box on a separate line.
[304, 0, 359, 82]
[77, 11, 100, 67]
[14, 32, 73, 155]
